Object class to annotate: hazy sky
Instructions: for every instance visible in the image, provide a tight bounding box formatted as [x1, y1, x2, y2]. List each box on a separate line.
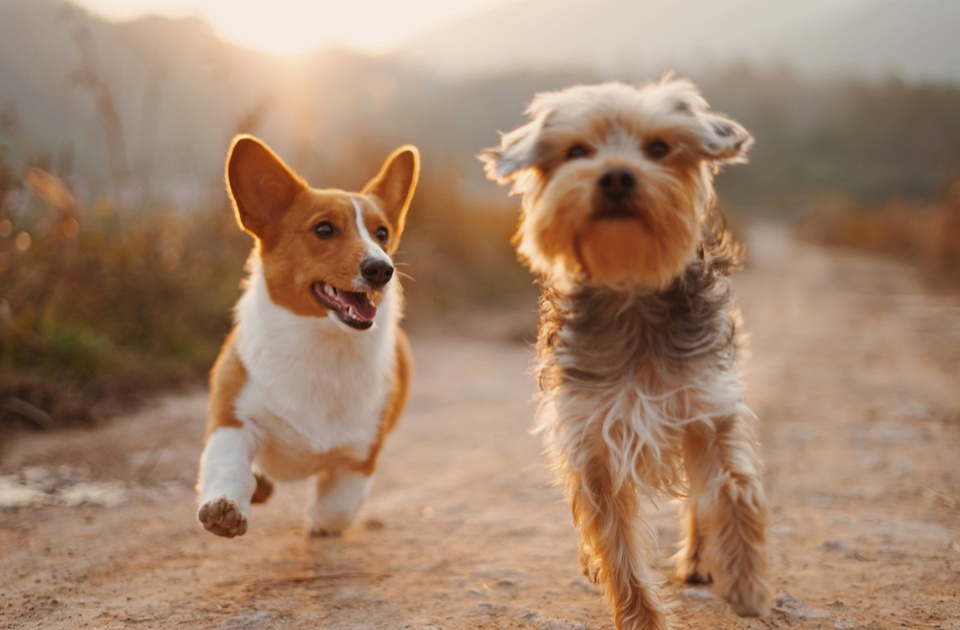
[75, 0, 514, 56]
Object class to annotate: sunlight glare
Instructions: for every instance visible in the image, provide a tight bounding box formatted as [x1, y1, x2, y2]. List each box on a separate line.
[77, 0, 507, 57]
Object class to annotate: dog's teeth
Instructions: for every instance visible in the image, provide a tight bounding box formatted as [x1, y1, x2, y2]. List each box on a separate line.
[347, 306, 357, 319]
[324, 284, 337, 298]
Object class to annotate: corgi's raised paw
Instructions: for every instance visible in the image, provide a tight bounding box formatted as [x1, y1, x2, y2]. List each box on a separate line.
[199, 497, 248, 538]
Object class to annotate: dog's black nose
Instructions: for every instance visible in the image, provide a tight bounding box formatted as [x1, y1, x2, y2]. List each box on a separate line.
[361, 258, 394, 288]
[598, 168, 636, 199]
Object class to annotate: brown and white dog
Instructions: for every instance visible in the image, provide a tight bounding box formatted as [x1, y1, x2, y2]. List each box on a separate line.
[481, 78, 770, 629]
[197, 135, 418, 538]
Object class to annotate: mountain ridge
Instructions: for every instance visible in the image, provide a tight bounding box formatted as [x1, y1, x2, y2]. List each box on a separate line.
[394, 0, 960, 83]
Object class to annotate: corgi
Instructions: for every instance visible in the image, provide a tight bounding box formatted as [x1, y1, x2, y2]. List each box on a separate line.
[196, 135, 419, 538]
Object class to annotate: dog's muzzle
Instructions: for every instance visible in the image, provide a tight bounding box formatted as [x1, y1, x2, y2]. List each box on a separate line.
[595, 168, 641, 220]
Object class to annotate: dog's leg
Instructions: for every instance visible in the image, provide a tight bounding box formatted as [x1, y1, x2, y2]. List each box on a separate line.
[566, 457, 668, 630]
[674, 495, 710, 584]
[680, 414, 771, 617]
[197, 425, 258, 538]
[305, 466, 374, 536]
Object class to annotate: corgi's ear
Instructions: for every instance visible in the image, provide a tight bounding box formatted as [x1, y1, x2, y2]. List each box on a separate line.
[225, 135, 306, 239]
[362, 145, 420, 243]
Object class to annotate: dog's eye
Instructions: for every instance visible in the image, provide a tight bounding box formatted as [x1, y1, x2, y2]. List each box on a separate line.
[314, 221, 337, 239]
[645, 140, 670, 161]
[374, 226, 389, 243]
[566, 145, 590, 160]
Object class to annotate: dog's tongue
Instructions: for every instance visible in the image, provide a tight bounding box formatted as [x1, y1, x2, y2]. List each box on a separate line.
[339, 291, 377, 322]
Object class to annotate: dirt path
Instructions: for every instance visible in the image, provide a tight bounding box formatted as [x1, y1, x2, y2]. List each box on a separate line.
[2, 224, 959, 630]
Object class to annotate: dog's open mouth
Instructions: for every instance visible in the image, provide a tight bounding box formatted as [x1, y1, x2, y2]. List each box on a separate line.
[312, 282, 377, 330]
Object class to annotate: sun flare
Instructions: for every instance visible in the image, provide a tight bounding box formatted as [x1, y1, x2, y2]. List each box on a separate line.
[76, 0, 505, 57]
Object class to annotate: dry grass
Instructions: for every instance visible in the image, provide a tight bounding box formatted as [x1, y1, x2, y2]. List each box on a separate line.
[799, 180, 960, 283]
[0, 167, 251, 429]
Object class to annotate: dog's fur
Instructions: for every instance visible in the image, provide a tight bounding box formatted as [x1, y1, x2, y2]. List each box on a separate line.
[196, 135, 418, 538]
[481, 78, 770, 629]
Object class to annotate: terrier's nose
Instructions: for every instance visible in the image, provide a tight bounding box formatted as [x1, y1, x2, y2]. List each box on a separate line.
[598, 168, 637, 199]
[360, 258, 394, 288]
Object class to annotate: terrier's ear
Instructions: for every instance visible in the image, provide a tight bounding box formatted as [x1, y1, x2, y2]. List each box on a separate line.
[362, 145, 420, 245]
[655, 77, 753, 165]
[226, 135, 306, 239]
[691, 112, 754, 164]
[479, 107, 551, 185]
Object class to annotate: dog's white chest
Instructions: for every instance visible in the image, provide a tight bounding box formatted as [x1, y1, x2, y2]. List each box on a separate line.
[232, 264, 397, 465]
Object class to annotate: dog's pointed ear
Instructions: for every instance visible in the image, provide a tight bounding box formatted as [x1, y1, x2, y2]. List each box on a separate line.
[479, 105, 551, 185]
[362, 145, 420, 242]
[226, 135, 306, 239]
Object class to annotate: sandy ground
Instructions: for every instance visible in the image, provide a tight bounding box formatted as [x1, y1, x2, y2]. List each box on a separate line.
[1, 223, 959, 630]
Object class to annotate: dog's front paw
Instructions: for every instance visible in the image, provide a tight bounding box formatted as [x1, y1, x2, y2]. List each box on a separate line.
[720, 573, 771, 618]
[675, 555, 712, 585]
[578, 546, 603, 585]
[198, 497, 248, 538]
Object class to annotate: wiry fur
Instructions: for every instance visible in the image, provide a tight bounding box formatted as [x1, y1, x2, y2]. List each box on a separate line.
[481, 78, 770, 629]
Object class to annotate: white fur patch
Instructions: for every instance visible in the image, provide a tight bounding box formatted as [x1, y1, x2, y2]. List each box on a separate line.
[350, 195, 392, 287]
[233, 255, 399, 480]
[540, 366, 747, 496]
[197, 426, 258, 515]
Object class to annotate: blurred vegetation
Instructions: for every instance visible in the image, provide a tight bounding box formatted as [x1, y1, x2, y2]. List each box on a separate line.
[0, 151, 250, 429]
[799, 180, 960, 284]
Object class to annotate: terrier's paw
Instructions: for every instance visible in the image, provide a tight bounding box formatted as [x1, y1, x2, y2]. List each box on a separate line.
[720, 573, 771, 618]
[675, 556, 712, 585]
[198, 497, 248, 538]
[578, 547, 602, 585]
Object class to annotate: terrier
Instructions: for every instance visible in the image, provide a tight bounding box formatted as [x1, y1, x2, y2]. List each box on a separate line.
[197, 135, 418, 538]
[480, 78, 771, 629]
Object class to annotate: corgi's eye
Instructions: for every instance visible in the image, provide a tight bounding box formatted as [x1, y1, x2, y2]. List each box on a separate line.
[314, 221, 337, 239]
[645, 140, 670, 161]
[566, 144, 590, 160]
[374, 226, 389, 243]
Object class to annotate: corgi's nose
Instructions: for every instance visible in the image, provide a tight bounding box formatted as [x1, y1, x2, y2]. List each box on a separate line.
[360, 258, 394, 288]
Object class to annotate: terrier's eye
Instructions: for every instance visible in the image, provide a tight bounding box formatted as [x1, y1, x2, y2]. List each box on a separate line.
[566, 145, 590, 160]
[374, 226, 389, 243]
[314, 221, 337, 239]
[645, 140, 670, 161]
